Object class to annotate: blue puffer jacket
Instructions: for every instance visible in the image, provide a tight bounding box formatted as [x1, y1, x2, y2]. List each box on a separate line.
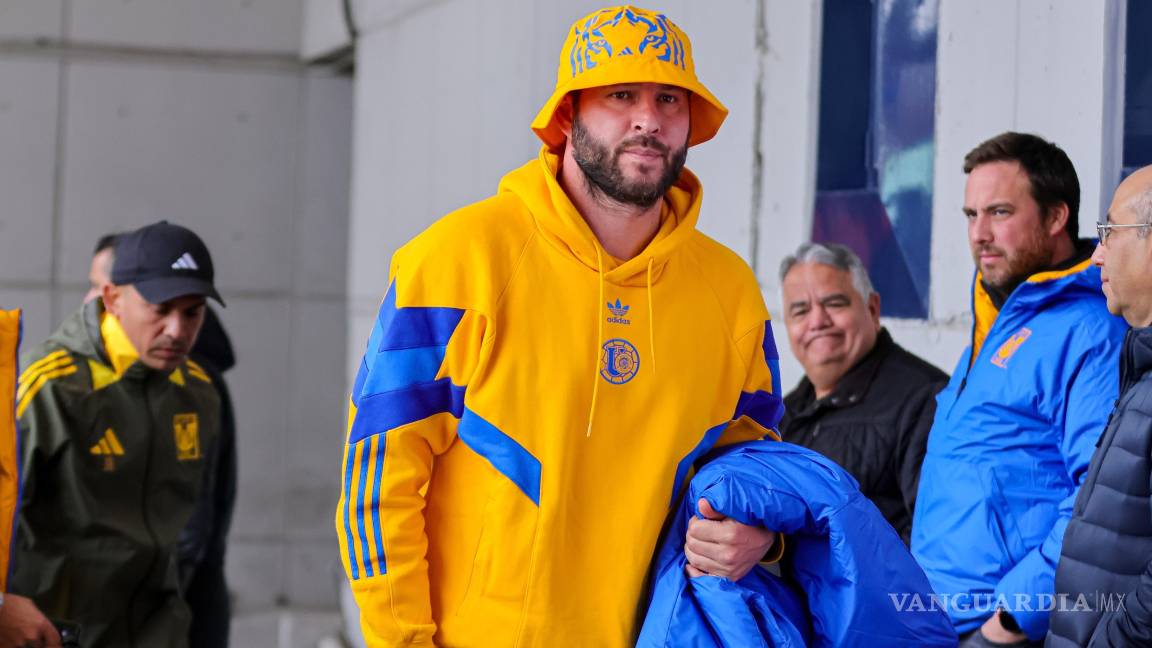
[912, 261, 1127, 640]
[638, 442, 957, 647]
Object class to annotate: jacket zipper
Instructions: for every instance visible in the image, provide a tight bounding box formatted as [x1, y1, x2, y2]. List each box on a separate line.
[124, 377, 160, 648]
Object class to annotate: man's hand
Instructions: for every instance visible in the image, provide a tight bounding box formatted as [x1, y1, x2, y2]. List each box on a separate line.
[0, 594, 62, 648]
[684, 498, 777, 581]
[978, 611, 1027, 644]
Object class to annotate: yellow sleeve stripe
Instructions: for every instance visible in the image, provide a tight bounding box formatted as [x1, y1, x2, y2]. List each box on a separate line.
[17, 365, 78, 418]
[18, 350, 69, 383]
[17, 356, 75, 401]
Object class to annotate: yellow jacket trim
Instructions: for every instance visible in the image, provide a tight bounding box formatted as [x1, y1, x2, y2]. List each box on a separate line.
[17, 365, 77, 418]
[99, 313, 138, 377]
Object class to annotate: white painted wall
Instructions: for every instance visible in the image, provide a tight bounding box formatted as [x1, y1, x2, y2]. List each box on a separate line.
[301, 0, 350, 61]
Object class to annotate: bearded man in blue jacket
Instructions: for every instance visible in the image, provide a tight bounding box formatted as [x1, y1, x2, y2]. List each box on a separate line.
[912, 132, 1128, 647]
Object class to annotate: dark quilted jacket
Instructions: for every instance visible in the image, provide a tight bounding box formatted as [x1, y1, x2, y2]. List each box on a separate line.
[1049, 326, 1152, 647]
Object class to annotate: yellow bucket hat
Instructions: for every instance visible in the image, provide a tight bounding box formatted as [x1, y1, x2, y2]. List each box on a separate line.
[532, 6, 728, 149]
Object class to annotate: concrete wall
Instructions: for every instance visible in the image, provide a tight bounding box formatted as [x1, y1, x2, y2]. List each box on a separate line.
[0, 1, 352, 646]
[347, 0, 1125, 390]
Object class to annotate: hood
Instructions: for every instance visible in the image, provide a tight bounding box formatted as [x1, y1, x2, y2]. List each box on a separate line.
[191, 307, 235, 373]
[971, 255, 1102, 340]
[48, 300, 111, 364]
[969, 254, 1102, 363]
[497, 146, 703, 287]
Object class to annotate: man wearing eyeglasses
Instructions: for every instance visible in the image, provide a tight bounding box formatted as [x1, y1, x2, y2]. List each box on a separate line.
[912, 132, 1128, 647]
[1048, 165, 1152, 647]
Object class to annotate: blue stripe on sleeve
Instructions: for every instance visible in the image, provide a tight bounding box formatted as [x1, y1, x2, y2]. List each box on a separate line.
[361, 346, 449, 395]
[342, 443, 360, 581]
[352, 300, 390, 406]
[457, 408, 541, 506]
[370, 433, 387, 575]
[762, 322, 783, 396]
[767, 358, 782, 400]
[349, 380, 466, 445]
[668, 421, 729, 507]
[733, 389, 785, 433]
[761, 321, 780, 360]
[351, 359, 369, 407]
[356, 439, 375, 578]
[348, 280, 469, 441]
[376, 283, 465, 352]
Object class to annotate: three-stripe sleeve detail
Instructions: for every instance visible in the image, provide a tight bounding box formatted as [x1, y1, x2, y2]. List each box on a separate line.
[340, 283, 465, 581]
[16, 351, 76, 418]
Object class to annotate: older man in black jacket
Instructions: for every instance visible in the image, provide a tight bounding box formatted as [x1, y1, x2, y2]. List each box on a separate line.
[778, 242, 947, 544]
[1048, 165, 1152, 647]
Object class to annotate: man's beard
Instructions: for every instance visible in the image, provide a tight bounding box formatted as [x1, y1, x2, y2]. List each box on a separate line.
[971, 225, 1053, 292]
[570, 117, 688, 208]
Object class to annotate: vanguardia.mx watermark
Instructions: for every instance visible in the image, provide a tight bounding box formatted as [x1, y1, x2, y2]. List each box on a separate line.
[889, 592, 1127, 614]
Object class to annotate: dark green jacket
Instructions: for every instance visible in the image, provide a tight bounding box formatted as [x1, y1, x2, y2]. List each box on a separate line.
[11, 300, 220, 648]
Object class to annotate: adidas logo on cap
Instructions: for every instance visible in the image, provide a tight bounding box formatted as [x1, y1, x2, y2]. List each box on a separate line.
[171, 253, 199, 271]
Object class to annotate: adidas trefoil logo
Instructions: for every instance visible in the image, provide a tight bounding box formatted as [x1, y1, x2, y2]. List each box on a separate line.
[171, 252, 199, 271]
[607, 298, 631, 325]
[90, 428, 125, 471]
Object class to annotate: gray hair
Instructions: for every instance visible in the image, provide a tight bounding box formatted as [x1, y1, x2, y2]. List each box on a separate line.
[779, 242, 875, 300]
[1128, 186, 1152, 237]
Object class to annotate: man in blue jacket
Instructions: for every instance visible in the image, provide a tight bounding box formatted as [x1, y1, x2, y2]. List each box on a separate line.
[1048, 165, 1152, 646]
[912, 132, 1127, 647]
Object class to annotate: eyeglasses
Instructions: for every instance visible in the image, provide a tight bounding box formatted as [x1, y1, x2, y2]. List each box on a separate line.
[1096, 222, 1151, 245]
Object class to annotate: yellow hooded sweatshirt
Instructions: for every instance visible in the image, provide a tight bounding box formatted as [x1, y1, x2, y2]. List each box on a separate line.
[336, 148, 784, 646]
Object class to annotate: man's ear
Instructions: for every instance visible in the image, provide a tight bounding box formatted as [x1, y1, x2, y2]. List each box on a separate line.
[556, 92, 576, 138]
[868, 292, 881, 329]
[1045, 202, 1071, 237]
[102, 283, 121, 316]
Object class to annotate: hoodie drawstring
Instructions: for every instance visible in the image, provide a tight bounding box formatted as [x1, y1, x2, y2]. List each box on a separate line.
[586, 247, 606, 437]
[646, 258, 657, 375]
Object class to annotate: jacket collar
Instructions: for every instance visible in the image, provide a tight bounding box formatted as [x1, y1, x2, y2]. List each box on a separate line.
[970, 241, 1100, 360]
[979, 240, 1096, 309]
[1122, 326, 1152, 393]
[79, 299, 166, 381]
[788, 328, 894, 416]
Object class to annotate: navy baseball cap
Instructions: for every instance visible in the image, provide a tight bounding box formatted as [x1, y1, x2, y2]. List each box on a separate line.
[111, 221, 225, 306]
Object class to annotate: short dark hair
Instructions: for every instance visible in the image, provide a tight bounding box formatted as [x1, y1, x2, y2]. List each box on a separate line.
[963, 132, 1080, 239]
[93, 233, 121, 255]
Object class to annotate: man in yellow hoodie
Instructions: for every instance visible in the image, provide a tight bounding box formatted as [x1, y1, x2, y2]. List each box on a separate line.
[337, 6, 784, 646]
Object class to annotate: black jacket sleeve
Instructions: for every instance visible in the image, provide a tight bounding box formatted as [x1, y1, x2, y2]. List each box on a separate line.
[184, 367, 236, 648]
[895, 383, 940, 542]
